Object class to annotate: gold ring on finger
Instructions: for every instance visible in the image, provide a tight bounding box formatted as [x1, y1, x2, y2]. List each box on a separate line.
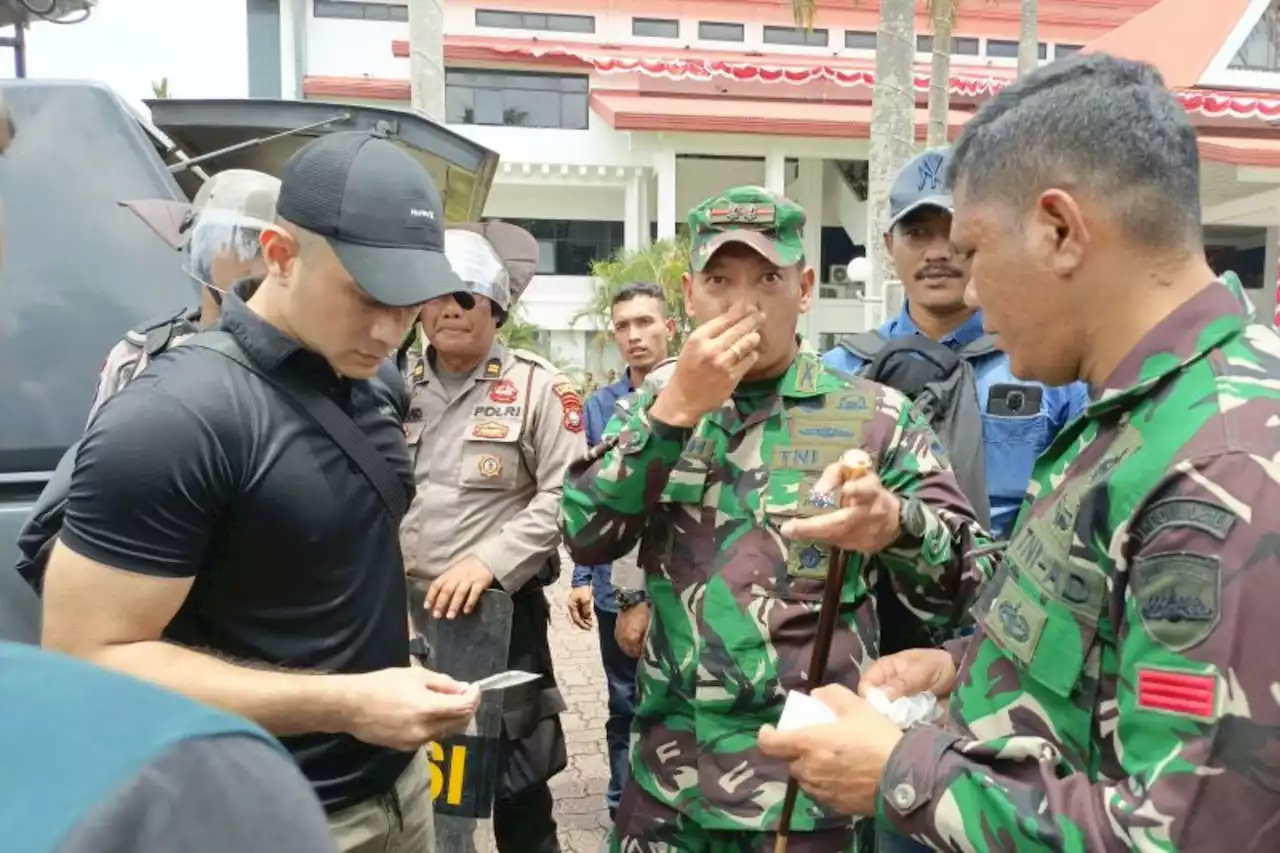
[730, 342, 743, 361]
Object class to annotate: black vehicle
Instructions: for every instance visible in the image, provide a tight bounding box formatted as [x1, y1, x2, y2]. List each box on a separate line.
[0, 79, 498, 641]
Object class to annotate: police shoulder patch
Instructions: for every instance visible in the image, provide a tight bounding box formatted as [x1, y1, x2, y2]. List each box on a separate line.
[552, 380, 585, 433]
[1132, 551, 1221, 651]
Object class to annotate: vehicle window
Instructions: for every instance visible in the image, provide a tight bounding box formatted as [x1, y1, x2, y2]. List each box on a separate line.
[0, 82, 191, 473]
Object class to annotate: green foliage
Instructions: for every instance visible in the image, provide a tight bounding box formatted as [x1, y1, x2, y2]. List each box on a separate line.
[151, 77, 170, 99]
[576, 237, 693, 356]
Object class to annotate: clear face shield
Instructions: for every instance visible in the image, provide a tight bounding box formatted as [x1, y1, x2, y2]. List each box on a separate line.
[443, 229, 513, 320]
[181, 170, 282, 304]
[182, 211, 273, 303]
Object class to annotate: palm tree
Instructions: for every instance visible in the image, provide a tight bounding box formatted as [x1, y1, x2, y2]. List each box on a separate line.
[867, 0, 917, 308]
[789, 0, 915, 307]
[1018, 0, 1038, 77]
[498, 308, 550, 355]
[408, 0, 446, 120]
[574, 237, 693, 356]
[151, 77, 170, 99]
[926, 0, 956, 147]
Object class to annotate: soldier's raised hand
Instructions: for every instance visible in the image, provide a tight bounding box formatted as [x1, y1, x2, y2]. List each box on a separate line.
[650, 301, 764, 427]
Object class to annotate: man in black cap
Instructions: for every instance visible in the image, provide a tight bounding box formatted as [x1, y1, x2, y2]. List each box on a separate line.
[41, 131, 479, 853]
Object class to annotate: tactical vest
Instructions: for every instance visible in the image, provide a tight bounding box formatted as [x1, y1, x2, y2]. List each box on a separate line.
[0, 642, 282, 853]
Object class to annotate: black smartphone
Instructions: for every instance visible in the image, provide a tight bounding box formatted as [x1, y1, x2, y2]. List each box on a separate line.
[987, 383, 1043, 417]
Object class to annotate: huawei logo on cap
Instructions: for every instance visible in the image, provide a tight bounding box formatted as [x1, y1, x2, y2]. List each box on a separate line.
[408, 207, 436, 220]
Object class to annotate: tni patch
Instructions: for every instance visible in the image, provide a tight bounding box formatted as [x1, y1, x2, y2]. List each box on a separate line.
[1132, 552, 1220, 652]
[708, 204, 775, 226]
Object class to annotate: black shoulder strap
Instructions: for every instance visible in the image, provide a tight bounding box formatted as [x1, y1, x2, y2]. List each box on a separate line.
[186, 331, 409, 520]
[838, 330, 888, 363]
[958, 333, 1000, 361]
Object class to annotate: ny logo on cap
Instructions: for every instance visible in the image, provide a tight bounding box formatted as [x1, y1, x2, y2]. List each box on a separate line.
[917, 154, 944, 192]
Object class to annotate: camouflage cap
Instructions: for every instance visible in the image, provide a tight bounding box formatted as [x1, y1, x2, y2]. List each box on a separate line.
[687, 185, 806, 272]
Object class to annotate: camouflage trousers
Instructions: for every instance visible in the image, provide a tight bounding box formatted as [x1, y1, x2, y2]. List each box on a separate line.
[609, 782, 866, 853]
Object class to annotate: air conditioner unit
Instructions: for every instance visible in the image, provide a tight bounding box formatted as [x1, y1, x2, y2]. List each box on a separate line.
[830, 264, 853, 285]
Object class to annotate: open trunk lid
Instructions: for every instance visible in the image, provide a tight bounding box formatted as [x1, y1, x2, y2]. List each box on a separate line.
[146, 98, 498, 223]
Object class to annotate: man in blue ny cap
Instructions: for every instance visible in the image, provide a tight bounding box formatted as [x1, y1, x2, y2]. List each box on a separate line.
[823, 147, 1089, 543]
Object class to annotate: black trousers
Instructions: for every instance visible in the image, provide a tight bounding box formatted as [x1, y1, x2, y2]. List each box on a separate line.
[495, 585, 566, 853]
[495, 782, 561, 853]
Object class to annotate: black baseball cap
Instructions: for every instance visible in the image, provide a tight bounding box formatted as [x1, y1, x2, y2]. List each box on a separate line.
[887, 146, 954, 232]
[275, 131, 464, 307]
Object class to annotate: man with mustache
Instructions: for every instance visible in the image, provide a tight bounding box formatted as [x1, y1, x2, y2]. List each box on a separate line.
[400, 224, 585, 853]
[823, 148, 1089, 543]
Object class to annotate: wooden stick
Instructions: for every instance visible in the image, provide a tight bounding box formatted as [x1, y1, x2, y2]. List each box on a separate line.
[773, 545, 848, 853]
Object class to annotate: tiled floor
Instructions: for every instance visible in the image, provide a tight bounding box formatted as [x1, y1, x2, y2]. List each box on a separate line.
[546, 571, 613, 853]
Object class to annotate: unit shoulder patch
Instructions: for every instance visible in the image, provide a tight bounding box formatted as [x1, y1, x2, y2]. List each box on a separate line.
[1132, 551, 1221, 652]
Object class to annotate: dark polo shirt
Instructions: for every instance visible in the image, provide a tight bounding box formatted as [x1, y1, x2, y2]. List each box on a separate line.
[61, 290, 415, 812]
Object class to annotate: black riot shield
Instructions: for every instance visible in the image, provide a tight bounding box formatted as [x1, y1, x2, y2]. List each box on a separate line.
[408, 584, 514, 853]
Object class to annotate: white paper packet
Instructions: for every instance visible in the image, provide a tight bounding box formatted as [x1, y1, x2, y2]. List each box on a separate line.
[863, 686, 943, 729]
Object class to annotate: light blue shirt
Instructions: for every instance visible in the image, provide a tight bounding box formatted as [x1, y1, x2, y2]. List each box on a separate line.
[822, 306, 1089, 540]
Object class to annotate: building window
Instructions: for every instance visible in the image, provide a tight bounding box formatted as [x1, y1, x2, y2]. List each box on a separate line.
[445, 70, 589, 130]
[474, 9, 595, 33]
[917, 35, 981, 55]
[1056, 43, 1083, 58]
[1230, 2, 1280, 72]
[495, 219, 624, 276]
[698, 21, 744, 42]
[986, 38, 1047, 59]
[763, 25, 829, 47]
[632, 17, 678, 38]
[314, 0, 408, 21]
[845, 30, 876, 50]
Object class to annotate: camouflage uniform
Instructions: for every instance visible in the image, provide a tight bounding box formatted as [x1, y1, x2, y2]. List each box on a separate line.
[561, 188, 993, 851]
[877, 282, 1280, 850]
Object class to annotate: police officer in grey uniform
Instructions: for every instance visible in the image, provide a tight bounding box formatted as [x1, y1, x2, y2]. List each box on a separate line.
[87, 169, 281, 421]
[401, 224, 585, 853]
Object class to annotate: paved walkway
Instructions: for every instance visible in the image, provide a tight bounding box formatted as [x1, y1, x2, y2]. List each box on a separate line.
[547, 571, 612, 853]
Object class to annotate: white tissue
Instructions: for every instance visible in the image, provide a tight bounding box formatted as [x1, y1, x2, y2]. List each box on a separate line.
[863, 686, 943, 729]
[776, 690, 839, 732]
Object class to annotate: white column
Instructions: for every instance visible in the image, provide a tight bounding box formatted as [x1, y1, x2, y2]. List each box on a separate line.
[863, 200, 883, 329]
[637, 171, 651, 249]
[624, 172, 642, 252]
[765, 149, 787, 195]
[794, 158, 825, 343]
[279, 0, 297, 99]
[655, 149, 677, 240]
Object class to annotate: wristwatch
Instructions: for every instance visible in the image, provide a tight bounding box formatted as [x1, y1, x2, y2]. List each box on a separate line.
[613, 588, 649, 611]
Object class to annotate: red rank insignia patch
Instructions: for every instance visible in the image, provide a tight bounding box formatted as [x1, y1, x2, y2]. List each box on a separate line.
[490, 379, 518, 404]
[1136, 667, 1217, 720]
